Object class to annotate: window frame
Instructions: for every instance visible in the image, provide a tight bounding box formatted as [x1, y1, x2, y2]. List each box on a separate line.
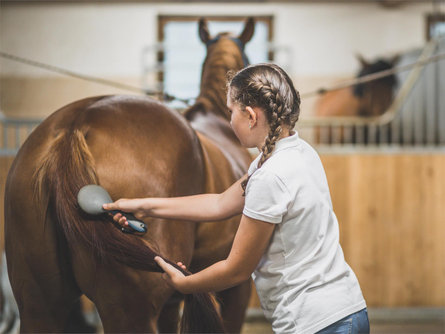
[156, 15, 274, 93]
[426, 13, 445, 41]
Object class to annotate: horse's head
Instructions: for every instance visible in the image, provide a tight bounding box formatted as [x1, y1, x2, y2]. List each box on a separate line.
[353, 54, 399, 117]
[199, 18, 254, 69]
[195, 17, 255, 119]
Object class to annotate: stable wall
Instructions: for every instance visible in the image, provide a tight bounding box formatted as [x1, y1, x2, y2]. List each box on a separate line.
[0, 2, 435, 118]
[2, 153, 444, 307]
[321, 153, 445, 307]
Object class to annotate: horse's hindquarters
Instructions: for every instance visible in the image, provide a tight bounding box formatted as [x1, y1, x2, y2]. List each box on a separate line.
[5, 137, 90, 332]
[5, 95, 209, 332]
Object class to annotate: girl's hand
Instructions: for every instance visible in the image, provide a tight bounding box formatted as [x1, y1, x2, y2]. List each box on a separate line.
[154, 256, 189, 294]
[103, 198, 147, 227]
[177, 262, 187, 271]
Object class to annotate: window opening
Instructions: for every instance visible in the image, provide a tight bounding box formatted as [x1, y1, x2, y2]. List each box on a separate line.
[157, 16, 273, 107]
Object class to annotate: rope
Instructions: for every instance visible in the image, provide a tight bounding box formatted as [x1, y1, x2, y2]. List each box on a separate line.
[2, 50, 445, 103]
[0, 51, 192, 105]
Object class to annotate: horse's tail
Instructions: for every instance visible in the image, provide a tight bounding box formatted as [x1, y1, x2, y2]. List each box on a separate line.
[33, 128, 225, 333]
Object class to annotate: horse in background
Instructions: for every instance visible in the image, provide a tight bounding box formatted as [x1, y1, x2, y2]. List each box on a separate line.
[4, 18, 254, 333]
[314, 54, 399, 144]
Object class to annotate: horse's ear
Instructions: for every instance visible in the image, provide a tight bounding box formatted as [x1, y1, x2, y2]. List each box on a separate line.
[239, 17, 255, 44]
[356, 54, 369, 68]
[199, 18, 211, 44]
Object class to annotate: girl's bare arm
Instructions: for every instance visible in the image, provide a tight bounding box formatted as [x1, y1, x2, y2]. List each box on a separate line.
[155, 214, 275, 293]
[103, 174, 247, 223]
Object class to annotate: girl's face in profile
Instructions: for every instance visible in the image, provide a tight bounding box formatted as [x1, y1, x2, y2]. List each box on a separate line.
[227, 91, 253, 148]
[227, 87, 271, 150]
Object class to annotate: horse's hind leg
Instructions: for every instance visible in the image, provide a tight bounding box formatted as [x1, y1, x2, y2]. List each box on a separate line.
[157, 295, 181, 333]
[5, 183, 90, 332]
[6, 224, 90, 332]
[64, 299, 97, 333]
[217, 279, 251, 333]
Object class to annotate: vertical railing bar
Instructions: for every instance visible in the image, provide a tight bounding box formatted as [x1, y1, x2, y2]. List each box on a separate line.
[438, 40, 445, 144]
[356, 125, 364, 144]
[425, 58, 436, 145]
[344, 125, 353, 144]
[368, 124, 376, 146]
[15, 125, 20, 150]
[379, 123, 386, 145]
[0, 123, 3, 149]
[414, 74, 424, 146]
[403, 86, 413, 146]
[321, 126, 329, 145]
[4, 123, 8, 149]
[332, 125, 341, 145]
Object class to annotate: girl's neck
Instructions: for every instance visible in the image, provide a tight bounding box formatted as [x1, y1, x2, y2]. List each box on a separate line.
[256, 128, 293, 151]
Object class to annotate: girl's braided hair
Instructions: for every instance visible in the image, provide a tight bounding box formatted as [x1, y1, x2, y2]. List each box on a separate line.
[227, 63, 301, 195]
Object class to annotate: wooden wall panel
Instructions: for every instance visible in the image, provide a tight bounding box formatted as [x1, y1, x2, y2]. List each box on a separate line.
[321, 154, 445, 307]
[2, 154, 445, 308]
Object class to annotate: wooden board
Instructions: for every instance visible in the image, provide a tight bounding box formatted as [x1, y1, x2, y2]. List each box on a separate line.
[321, 154, 445, 307]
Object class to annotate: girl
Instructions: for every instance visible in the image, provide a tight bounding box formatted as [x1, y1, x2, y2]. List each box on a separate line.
[104, 63, 370, 334]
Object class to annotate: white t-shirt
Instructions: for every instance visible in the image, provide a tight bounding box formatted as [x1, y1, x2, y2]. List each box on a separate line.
[243, 131, 366, 334]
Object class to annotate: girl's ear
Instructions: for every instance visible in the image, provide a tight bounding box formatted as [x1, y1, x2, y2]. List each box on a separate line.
[245, 106, 258, 126]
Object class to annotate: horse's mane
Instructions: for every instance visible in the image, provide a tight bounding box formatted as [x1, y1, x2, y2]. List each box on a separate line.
[185, 36, 245, 121]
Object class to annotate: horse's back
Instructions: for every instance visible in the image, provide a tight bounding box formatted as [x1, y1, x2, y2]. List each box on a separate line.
[9, 95, 205, 197]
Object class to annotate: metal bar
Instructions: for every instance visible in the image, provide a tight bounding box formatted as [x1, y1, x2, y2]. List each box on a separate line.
[413, 76, 424, 146]
[3, 124, 8, 149]
[425, 57, 437, 145]
[439, 50, 445, 144]
[402, 85, 414, 145]
[379, 123, 386, 144]
[15, 127, 20, 149]
[356, 125, 365, 144]
[0, 149, 18, 157]
[390, 109, 400, 145]
[344, 125, 353, 144]
[368, 124, 377, 145]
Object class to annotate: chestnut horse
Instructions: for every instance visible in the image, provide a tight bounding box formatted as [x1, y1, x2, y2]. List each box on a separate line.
[315, 54, 399, 144]
[4, 18, 254, 333]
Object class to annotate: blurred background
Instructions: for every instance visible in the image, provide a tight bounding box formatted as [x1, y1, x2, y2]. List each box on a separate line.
[1, 0, 444, 333]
